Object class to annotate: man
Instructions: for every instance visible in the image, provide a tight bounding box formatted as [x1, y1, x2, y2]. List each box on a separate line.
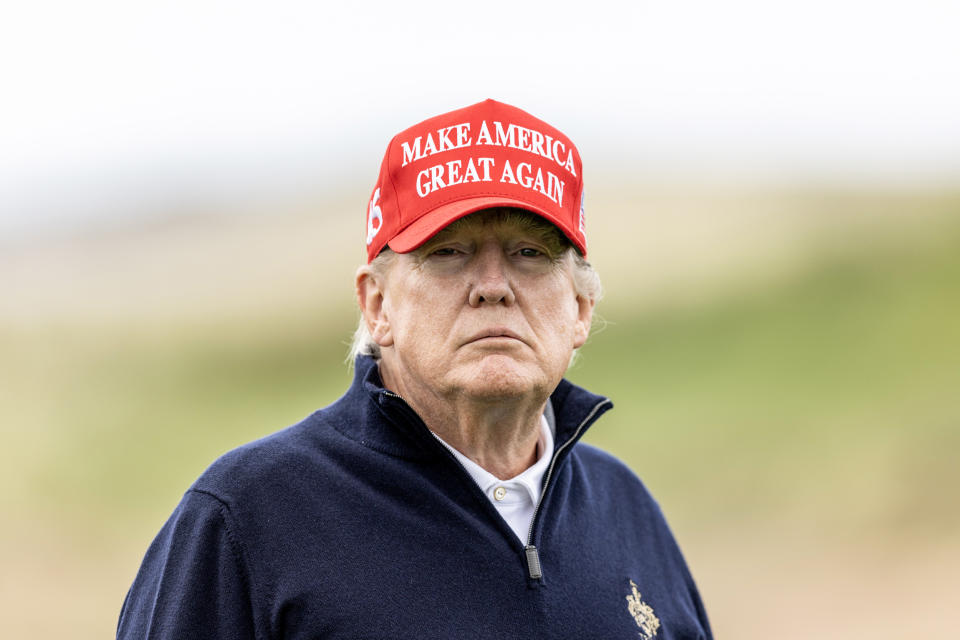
[118, 99, 712, 639]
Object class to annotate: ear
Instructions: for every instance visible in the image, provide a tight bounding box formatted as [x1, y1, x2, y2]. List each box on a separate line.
[356, 265, 394, 347]
[572, 294, 594, 349]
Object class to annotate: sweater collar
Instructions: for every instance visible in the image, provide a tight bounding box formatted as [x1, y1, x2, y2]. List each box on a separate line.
[338, 355, 613, 460]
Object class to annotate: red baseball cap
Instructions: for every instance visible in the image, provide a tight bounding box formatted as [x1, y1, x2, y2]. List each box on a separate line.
[364, 99, 586, 263]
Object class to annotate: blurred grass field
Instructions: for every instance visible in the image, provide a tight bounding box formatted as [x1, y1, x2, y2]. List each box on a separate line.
[1, 186, 958, 638]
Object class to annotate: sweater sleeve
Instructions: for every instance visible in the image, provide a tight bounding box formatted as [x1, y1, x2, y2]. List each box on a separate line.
[117, 489, 262, 640]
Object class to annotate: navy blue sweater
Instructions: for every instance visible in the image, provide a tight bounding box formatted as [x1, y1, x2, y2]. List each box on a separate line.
[118, 356, 712, 639]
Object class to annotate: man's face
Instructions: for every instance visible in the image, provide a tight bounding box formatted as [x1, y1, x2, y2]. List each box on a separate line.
[364, 211, 593, 406]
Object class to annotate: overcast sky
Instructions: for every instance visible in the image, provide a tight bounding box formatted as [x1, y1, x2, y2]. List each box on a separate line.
[2, 0, 959, 237]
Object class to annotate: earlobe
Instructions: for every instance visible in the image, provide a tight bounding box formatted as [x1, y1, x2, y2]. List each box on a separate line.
[356, 267, 394, 347]
[572, 295, 594, 349]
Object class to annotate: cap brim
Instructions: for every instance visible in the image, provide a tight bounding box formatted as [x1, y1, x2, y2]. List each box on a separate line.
[387, 196, 583, 255]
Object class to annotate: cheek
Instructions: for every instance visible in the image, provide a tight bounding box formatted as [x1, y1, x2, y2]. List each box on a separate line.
[390, 290, 453, 346]
[532, 290, 581, 339]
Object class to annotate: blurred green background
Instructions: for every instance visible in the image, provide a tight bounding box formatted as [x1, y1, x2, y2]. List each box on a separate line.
[5, 1, 960, 637]
[2, 184, 957, 639]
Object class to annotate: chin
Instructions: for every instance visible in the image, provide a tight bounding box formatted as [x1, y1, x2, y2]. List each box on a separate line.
[457, 355, 549, 401]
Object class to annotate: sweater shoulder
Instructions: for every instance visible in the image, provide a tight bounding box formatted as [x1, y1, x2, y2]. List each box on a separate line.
[572, 442, 646, 484]
[569, 442, 662, 509]
[188, 408, 334, 504]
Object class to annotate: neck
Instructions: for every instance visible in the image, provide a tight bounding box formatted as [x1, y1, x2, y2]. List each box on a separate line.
[378, 364, 546, 480]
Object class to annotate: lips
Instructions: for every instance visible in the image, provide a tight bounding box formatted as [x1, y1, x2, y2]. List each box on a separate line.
[463, 327, 526, 346]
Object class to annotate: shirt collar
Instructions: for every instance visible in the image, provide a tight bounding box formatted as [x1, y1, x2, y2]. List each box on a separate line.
[432, 414, 554, 505]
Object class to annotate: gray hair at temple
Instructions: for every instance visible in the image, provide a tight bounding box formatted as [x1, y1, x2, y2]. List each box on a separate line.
[348, 208, 602, 364]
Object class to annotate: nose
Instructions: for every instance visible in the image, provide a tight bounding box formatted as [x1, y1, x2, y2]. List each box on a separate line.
[468, 244, 516, 307]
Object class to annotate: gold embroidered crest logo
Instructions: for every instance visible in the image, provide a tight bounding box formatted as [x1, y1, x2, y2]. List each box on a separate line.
[625, 580, 660, 639]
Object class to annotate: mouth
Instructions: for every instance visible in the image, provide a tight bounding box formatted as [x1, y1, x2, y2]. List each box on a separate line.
[463, 327, 526, 346]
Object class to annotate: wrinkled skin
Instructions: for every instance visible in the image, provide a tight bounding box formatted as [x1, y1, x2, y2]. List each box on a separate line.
[356, 212, 593, 477]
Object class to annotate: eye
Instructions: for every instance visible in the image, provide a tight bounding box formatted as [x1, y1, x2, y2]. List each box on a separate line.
[517, 247, 545, 258]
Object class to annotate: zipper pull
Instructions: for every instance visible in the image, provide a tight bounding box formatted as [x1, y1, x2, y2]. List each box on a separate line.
[524, 545, 542, 579]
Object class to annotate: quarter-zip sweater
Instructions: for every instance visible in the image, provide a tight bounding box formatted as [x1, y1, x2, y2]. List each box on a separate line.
[118, 356, 713, 639]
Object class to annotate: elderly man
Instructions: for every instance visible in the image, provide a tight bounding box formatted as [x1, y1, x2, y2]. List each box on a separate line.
[118, 100, 712, 639]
